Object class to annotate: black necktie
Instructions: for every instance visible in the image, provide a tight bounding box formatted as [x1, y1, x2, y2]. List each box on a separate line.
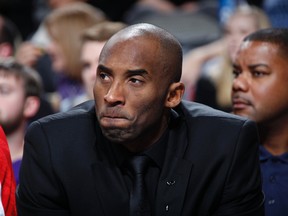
[129, 155, 151, 216]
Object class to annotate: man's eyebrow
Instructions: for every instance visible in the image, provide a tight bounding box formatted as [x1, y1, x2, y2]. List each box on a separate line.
[127, 69, 148, 76]
[248, 63, 269, 69]
[97, 64, 112, 73]
[97, 65, 148, 76]
[233, 63, 269, 69]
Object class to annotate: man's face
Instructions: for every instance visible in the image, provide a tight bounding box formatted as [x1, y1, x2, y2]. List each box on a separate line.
[93, 36, 170, 149]
[47, 39, 66, 73]
[232, 41, 288, 124]
[81, 41, 106, 99]
[225, 14, 258, 62]
[0, 72, 26, 134]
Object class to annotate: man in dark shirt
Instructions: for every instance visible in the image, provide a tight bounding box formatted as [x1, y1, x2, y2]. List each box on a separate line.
[16, 23, 264, 215]
[232, 28, 288, 216]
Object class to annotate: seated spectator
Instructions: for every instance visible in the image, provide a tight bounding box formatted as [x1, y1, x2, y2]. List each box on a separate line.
[0, 14, 54, 126]
[16, 2, 106, 112]
[0, 126, 17, 215]
[44, 2, 106, 111]
[182, 5, 270, 112]
[79, 21, 127, 101]
[0, 58, 42, 184]
[232, 28, 288, 216]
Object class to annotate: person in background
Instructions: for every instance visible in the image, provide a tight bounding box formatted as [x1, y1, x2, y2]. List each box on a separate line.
[16, 23, 263, 215]
[182, 5, 270, 112]
[0, 58, 42, 185]
[79, 21, 127, 101]
[15, 0, 95, 97]
[232, 28, 288, 216]
[0, 15, 22, 58]
[31, 0, 93, 53]
[0, 126, 17, 215]
[16, 2, 106, 112]
[44, 2, 106, 112]
[0, 14, 54, 126]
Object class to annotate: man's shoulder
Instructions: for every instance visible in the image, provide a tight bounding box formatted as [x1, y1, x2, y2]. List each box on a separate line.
[179, 100, 249, 124]
[33, 100, 96, 127]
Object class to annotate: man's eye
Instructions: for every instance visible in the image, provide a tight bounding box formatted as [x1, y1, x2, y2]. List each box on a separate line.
[99, 72, 109, 80]
[252, 71, 265, 77]
[130, 78, 142, 84]
[82, 63, 90, 70]
[129, 77, 145, 86]
[232, 69, 240, 78]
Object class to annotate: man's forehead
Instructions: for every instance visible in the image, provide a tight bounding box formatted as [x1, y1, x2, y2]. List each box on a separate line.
[101, 35, 158, 59]
[241, 40, 275, 50]
[108, 32, 154, 47]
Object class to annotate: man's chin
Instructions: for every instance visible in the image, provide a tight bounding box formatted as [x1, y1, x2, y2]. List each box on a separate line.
[101, 127, 133, 143]
[233, 110, 253, 120]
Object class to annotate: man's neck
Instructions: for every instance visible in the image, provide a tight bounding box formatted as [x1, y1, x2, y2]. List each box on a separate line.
[260, 118, 288, 156]
[6, 125, 26, 162]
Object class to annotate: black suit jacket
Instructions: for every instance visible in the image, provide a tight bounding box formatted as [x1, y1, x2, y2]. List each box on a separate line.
[16, 100, 264, 216]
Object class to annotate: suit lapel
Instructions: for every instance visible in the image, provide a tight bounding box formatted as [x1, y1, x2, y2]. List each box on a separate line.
[155, 118, 194, 216]
[155, 158, 193, 216]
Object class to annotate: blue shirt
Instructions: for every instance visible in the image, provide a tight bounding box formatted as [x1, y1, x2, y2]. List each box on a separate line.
[260, 145, 288, 216]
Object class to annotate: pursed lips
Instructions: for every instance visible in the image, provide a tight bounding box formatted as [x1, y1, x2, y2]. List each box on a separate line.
[100, 109, 129, 120]
[100, 111, 130, 128]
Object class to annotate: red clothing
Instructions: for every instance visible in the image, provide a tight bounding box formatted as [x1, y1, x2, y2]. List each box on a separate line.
[0, 127, 17, 215]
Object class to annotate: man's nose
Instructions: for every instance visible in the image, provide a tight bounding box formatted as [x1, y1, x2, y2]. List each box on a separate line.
[104, 81, 125, 106]
[232, 74, 249, 92]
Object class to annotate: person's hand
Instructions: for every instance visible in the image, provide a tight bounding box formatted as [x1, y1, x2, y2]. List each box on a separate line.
[15, 42, 44, 67]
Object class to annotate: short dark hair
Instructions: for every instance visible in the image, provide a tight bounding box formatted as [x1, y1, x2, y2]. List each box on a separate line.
[244, 28, 288, 58]
[0, 58, 42, 97]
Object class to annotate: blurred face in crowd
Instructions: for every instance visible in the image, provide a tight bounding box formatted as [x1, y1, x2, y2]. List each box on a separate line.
[0, 71, 26, 134]
[225, 13, 259, 62]
[81, 40, 106, 99]
[47, 40, 67, 73]
[232, 41, 288, 125]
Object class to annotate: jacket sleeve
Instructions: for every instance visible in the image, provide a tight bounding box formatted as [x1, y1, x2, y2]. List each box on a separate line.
[16, 121, 69, 216]
[0, 126, 17, 216]
[213, 119, 264, 216]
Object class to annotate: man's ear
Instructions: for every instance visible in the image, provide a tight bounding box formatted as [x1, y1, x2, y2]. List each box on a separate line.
[23, 96, 41, 118]
[165, 82, 185, 108]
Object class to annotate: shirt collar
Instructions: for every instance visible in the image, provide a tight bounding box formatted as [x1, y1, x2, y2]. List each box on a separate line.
[259, 145, 288, 163]
[143, 128, 168, 169]
[109, 128, 169, 170]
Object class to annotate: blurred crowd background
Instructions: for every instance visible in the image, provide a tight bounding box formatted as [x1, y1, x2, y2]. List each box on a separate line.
[1, 0, 288, 115]
[1, 0, 288, 44]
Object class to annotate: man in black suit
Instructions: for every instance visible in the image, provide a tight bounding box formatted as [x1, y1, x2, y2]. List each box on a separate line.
[16, 23, 264, 215]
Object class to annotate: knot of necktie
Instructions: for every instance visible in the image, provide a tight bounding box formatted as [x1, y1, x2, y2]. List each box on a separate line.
[129, 155, 150, 175]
